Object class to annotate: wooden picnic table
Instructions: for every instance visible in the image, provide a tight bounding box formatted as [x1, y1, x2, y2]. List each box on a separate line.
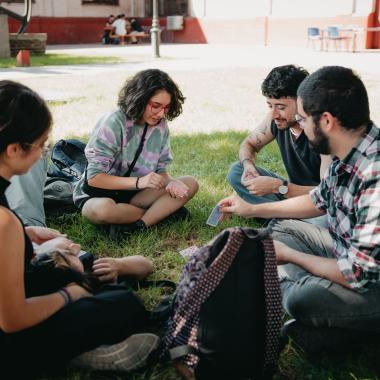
[104, 26, 150, 43]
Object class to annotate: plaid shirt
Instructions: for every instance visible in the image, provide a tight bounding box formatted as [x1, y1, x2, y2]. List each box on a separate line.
[310, 122, 380, 291]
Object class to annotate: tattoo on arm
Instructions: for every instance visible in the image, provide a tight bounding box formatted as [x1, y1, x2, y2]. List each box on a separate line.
[255, 134, 262, 145]
[253, 123, 270, 146]
[258, 124, 267, 135]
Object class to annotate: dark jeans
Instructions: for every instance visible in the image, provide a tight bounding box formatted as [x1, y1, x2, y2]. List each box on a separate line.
[0, 289, 147, 378]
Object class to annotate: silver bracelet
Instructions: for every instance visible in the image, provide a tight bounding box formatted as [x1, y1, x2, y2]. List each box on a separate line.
[58, 289, 70, 306]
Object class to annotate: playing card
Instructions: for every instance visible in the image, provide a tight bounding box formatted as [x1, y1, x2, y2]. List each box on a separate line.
[179, 245, 199, 259]
[207, 204, 222, 227]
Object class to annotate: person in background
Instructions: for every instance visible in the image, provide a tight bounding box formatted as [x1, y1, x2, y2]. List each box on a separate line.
[102, 14, 116, 44]
[129, 18, 145, 44]
[111, 14, 128, 45]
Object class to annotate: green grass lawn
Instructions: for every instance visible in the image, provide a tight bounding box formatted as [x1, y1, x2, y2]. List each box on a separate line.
[0, 53, 124, 68]
[46, 131, 380, 380]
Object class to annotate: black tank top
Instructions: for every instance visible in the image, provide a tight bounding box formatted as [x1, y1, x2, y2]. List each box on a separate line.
[0, 176, 34, 290]
[271, 121, 321, 186]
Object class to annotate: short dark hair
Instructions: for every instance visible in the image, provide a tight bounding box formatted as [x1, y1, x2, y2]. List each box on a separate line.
[118, 69, 185, 122]
[0, 81, 52, 153]
[261, 65, 309, 99]
[297, 66, 370, 130]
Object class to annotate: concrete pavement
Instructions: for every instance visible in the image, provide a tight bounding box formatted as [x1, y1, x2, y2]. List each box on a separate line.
[1, 43, 380, 80]
[1, 43, 379, 141]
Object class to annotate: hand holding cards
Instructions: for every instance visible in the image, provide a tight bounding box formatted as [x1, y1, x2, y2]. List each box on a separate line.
[207, 204, 222, 227]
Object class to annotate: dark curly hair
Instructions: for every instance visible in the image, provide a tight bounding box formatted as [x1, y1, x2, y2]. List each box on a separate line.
[0, 80, 52, 153]
[261, 65, 309, 99]
[297, 66, 370, 131]
[118, 69, 185, 122]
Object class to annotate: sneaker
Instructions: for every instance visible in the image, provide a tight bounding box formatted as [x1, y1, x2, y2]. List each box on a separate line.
[70, 333, 159, 372]
[109, 219, 147, 239]
[163, 206, 190, 224]
[281, 319, 376, 356]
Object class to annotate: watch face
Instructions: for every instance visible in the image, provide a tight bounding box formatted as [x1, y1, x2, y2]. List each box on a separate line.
[278, 185, 288, 195]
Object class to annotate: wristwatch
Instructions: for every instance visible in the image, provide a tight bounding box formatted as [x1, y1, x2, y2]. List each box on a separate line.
[278, 180, 289, 195]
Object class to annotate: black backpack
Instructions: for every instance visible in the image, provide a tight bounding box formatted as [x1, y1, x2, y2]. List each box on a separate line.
[48, 139, 87, 181]
[158, 227, 283, 380]
[43, 139, 87, 217]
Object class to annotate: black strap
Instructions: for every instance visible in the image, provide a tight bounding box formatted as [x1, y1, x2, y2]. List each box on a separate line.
[125, 122, 149, 177]
[84, 122, 149, 184]
[168, 345, 197, 360]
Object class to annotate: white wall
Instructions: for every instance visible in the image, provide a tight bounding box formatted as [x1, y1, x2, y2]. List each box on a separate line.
[189, 0, 269, 18]
[2, 0, 375, 18]
[354, 0, 375, 16]
[0, 0, 144, 17]
[189, 0, 375, 19]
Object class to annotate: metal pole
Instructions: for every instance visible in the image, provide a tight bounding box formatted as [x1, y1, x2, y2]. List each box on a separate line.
[151, 0, 160, 58]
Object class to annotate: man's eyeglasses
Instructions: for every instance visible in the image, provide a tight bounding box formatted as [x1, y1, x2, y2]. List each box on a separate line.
[24, 142, 51, 157]
[148, 101, 170, 115]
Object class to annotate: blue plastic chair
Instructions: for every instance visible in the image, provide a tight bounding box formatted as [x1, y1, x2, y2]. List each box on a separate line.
[307, 27, 322, 50]
[326, 26, 351, 51]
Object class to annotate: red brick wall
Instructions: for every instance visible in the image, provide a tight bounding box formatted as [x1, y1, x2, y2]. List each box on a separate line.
[8, 15, 378, 48]
[8, 17, 167, 44]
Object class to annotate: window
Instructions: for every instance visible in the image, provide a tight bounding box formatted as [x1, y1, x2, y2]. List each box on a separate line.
[145, 0, 188, 17]
[82, 0, 119, 5]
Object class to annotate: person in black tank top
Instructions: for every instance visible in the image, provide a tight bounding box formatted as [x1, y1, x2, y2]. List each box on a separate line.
[0, 81, 155, 377]
[225, 65, 330, 226]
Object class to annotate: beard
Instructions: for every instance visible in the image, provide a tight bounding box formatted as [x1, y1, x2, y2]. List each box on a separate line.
[308, 120, 331, 155]
[274, 116, 298, 130]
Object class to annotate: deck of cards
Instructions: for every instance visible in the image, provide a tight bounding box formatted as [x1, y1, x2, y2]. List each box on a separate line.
[207, 204, 222, 227]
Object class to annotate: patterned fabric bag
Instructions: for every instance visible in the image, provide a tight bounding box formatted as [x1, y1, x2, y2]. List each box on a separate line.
[158, 227, 283, 380]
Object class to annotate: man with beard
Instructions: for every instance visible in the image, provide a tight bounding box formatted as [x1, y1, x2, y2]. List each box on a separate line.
[220, 66, 380, 354]
[227, 65, 331, 217]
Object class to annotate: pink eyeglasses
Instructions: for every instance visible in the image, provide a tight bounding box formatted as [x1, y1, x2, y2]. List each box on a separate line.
[148, 101, 170, 114]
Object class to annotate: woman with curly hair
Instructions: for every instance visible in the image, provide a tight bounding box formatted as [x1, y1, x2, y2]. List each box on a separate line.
[74, 69, 199, 237]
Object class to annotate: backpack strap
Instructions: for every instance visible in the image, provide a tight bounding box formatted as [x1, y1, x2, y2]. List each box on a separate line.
[84, 123, 149, 186]
[262, 235, 283, 373]
[135, 279, 177, 326]
[125, 122, 149, 177]
[168, 345, 197, 360]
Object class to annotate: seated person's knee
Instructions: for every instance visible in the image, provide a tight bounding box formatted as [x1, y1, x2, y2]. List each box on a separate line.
[82, 201, 115, 224]
[227, 161, 243, 186]
[186, 176, 199, 197]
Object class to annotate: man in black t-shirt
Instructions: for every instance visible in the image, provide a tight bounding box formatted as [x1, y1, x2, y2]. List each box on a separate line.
[226, 65, 330, 224]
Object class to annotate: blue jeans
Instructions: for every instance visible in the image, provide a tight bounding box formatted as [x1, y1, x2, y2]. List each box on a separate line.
[271, 219, 380, 332]
[227, 161, 328, 228]
[227, 161, 285, 204]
